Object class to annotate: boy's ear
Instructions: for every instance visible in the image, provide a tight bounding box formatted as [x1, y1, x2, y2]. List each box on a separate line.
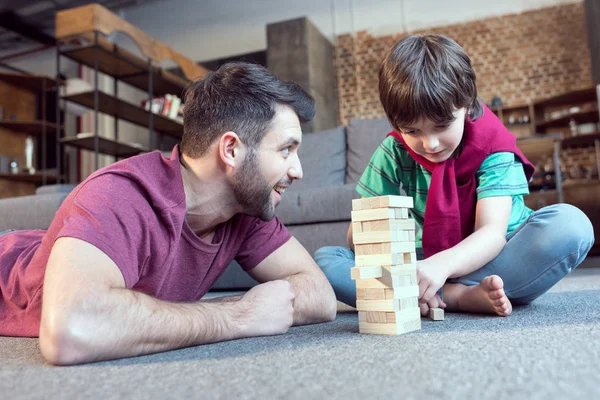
[218, 132, 247, 168]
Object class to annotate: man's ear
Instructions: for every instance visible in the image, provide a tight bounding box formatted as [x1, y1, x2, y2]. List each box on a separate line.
[218, 131, 246, 168]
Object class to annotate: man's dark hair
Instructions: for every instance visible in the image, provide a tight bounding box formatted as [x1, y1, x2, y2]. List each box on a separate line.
[180, 62, 315, 158]
[379, 34, 483, 131]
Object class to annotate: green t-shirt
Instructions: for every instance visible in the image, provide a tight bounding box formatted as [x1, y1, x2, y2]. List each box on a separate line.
[357, 136, 533, 249]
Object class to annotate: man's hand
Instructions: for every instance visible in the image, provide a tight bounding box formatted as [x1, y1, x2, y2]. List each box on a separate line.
[417, 258, 450, 304]
[238, 280, 295, 337]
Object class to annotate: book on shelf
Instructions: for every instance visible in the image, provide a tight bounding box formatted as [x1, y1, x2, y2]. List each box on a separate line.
[142, 94, 184, 123]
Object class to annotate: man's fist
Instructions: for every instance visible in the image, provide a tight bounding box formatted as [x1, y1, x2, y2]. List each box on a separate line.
[239, 280, 295, 337]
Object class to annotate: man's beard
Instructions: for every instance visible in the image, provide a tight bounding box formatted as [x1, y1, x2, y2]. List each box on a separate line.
[232, 150, 276, 221]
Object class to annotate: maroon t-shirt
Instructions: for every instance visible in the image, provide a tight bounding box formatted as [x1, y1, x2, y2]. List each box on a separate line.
[0, 145, 292, 337]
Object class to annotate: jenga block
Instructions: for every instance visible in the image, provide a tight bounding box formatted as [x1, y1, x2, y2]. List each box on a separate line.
[358, 307, 420, 324]
[354, 241, 416, 256]
[355, 242, 415, 256]
[429, 308, 444, 321]
[352, 196, 414, 211]
[362, 218, 415, 232]
[350, 265, 383, 280]
[352, 221, 363, 234]
[382, 264, 417, 276]
[358, 318, 421, 335]
[382, 285, 419, 299]
[356, 288, 386, 300]
[353, 230, 413, 245]
[355, 299, 399, 312]
[355, 251, 416, 267]
[351, 208, 409, 222]
[354, 275, 416, 289]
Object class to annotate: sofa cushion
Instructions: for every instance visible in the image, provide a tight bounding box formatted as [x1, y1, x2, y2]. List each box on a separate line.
[36, 184, 77, 195]
[0, 193, 68, 231]
[345, 117, 393, 184]
[293, 126, 346, 192]
[276, 183, 359, 225]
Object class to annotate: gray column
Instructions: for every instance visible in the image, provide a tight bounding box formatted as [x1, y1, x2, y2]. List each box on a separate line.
[267, 17, 339, 133]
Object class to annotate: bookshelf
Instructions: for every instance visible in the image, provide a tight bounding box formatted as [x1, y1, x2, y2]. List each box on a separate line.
[0, 72, 59, 199]
[54, 3, 209, 181]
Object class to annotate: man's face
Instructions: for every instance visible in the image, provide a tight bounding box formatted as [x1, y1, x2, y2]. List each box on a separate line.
[398, 108, 466, 163]
[232, 106, 303, 221]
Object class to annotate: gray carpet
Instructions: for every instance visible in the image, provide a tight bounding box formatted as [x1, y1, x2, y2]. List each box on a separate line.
[2, 268, 599, 400]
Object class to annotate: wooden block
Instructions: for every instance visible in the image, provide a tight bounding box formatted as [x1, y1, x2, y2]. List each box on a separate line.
[355, 299, 398, 312]
[350, 265, 383, 280]
[354, 275, 416, 289]
[352, 195, 414, 211]
[355, 294, 417, 312]
[356, 288, 386, 300]
[362, 218, 415, 232]
[358, 318, 421, 335]
[429, 308, 445, 321]
[354, 241, 415, 256]
[383, 285, 419, 299]
[396, 208, 409, 219]
[358, 307, 420, 324]
[352, 221, 363, 234]
[382, 264, 417, 277]
[355, 251, 416, 267]
[353, 230, 414, 245]
[351, 208, 395, 222]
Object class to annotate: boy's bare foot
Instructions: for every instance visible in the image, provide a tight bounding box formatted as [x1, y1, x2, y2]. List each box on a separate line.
[444, 275, 512, 316]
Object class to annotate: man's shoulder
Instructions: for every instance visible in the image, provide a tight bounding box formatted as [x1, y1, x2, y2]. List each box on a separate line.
[75, 151, 185, 210]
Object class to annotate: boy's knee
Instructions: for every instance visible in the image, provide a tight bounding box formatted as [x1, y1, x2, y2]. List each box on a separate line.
[313, 246, 354, 265]
[555, 204, 594, 251]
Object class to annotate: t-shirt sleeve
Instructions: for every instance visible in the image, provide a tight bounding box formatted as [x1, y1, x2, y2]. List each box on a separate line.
[56, 174, 155, 288]
[356, 136, 403, 198]
[476, 152, 531, 200]
[235, 216, 292, 271]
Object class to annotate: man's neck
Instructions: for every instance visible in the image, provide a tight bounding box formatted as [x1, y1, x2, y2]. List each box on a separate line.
[179, 153, 240, 237]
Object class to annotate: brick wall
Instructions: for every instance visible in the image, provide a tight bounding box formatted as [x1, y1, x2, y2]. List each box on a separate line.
[335, 2, 593, 126]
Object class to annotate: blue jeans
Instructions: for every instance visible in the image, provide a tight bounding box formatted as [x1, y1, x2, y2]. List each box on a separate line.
[0, 229, 16, 237]
[314, 204, 595, 308]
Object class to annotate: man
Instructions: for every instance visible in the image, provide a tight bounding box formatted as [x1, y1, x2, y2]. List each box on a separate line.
[0, 62, 337, 365]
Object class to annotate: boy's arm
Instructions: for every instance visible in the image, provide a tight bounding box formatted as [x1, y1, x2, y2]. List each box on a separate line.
[40, 238, 296, 365]
[417, 196, 512, 302]
[246, 237, 337, 326]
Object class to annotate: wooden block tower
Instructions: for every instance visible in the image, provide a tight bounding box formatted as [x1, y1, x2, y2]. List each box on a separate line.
[351, 195, 423, 335]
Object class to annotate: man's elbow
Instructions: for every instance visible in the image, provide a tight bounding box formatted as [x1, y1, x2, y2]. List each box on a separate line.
[39, 309, 94, 366]
[316, 282, 337, 323]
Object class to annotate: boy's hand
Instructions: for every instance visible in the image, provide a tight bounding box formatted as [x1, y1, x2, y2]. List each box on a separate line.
[416, 259, 450, 303]
[419, 293, 446, 317]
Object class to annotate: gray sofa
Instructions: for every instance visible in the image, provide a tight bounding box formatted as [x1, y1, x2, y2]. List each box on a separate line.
[0, 118, 394, 289]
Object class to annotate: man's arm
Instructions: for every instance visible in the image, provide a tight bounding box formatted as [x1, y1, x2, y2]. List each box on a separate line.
[246, 237, 337, 326]
[40, 237, 295, 365]
[417, 196, 512, 302]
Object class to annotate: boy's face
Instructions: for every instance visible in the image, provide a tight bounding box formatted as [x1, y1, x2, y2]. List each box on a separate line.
[398, 108, 466, 163]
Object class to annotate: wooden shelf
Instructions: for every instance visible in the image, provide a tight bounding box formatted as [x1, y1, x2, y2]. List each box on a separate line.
[561, 132, 600, 148]
[534, 87, 597, 108]
[0, 172, 57, 184]
[0, 72, 58, 93]
[63, 91, 183, 137]
[535, 109, 599, 130]
[61, 44, 188, 96]
[61, 134, 148, 157]
[0, 120, 59, 135]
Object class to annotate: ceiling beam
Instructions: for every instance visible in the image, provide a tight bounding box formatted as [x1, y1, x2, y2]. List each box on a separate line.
[0, 10, 55, 45]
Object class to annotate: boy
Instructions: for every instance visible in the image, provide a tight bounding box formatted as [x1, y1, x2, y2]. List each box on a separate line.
[315, 34, 594, 317]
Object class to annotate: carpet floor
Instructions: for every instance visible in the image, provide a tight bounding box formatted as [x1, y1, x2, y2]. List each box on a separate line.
[1, 268, 599, 400]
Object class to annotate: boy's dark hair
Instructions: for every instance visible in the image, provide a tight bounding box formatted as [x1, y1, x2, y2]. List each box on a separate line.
[181, 62, 315, 158]
[379, 34, 483, 130]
